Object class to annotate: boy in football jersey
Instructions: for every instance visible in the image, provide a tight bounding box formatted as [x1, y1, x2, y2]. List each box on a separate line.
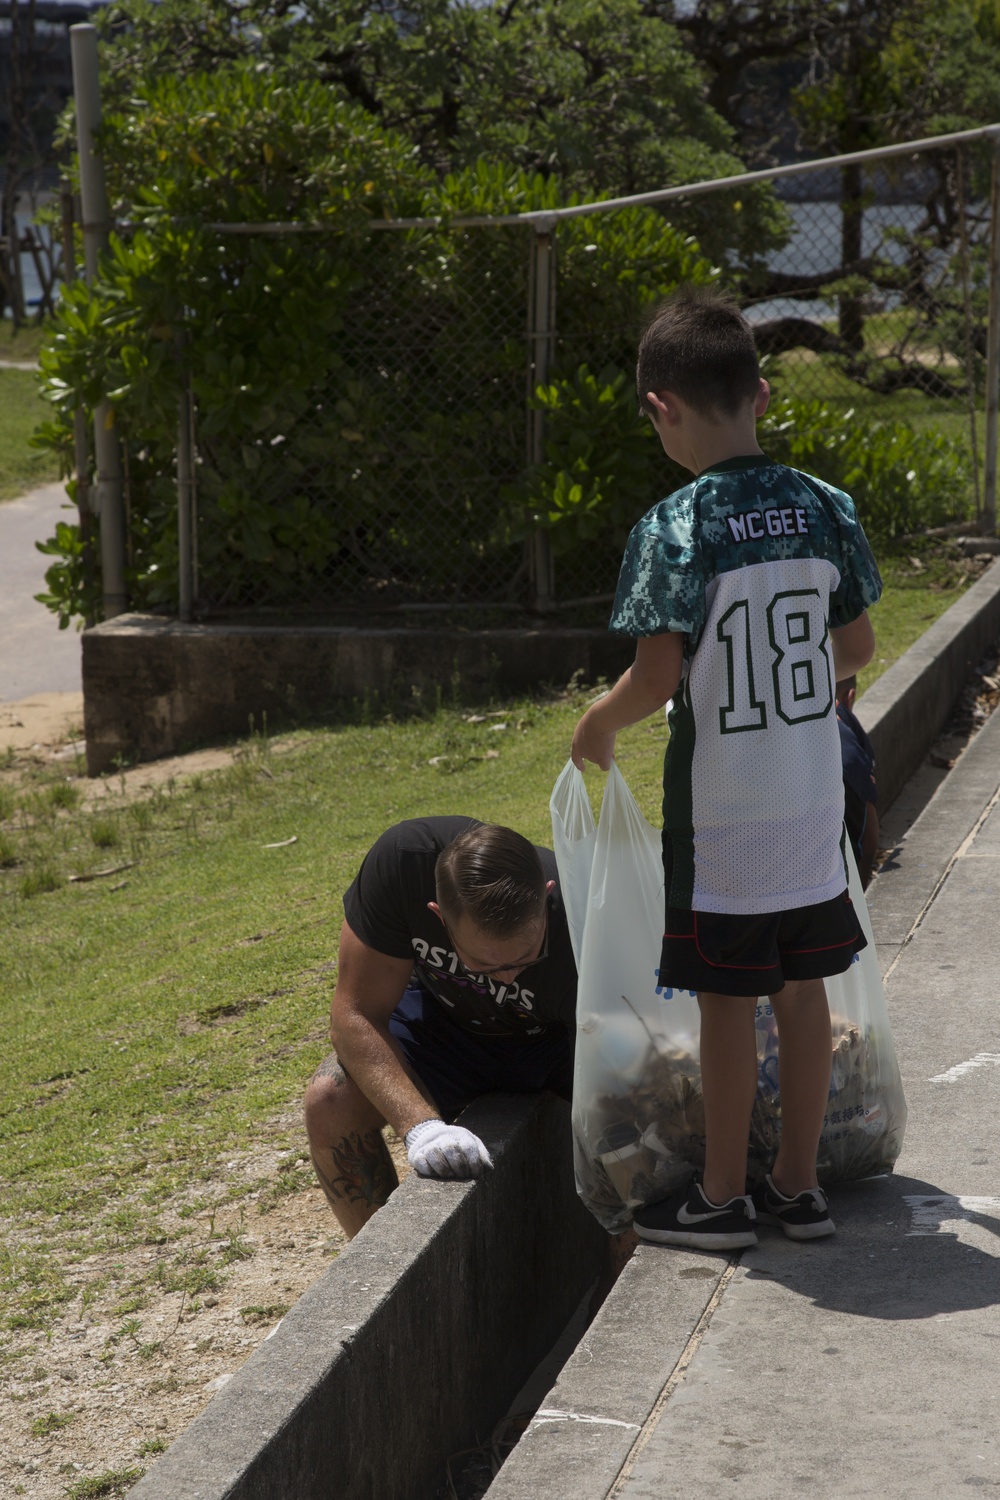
[571, 286, 881, 1250]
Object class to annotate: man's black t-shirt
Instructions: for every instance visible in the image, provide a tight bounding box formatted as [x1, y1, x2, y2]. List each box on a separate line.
[342, 816, 577, 1041]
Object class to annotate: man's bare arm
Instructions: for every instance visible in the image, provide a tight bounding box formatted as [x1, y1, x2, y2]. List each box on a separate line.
[329, 922, 440, 1138]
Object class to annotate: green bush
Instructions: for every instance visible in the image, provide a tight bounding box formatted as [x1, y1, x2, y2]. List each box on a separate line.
[509, 381, 972, 594]
[759, 397, 973, 541]
[34, 69, 717, 622]
[36, 68, 431, 623]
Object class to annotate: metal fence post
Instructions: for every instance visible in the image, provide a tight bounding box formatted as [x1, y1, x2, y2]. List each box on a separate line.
[177, 369, 194, 623]
[529, 219, 557, 610]
[70, 22, 128, 619]
[60, 182, 98, 626]
[983, 139, 1000, 535]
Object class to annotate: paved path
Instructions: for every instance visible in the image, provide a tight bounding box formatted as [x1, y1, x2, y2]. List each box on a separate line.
[0, 482, 82, 699]
[614, 712, 1000, 1498]
[493, 709, 1000, 1500]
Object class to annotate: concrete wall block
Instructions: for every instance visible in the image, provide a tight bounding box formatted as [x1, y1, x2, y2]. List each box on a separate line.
[81, 617, 633, 773]
[857, 561, 1000, 811]
[128, 1093, 606, 1500]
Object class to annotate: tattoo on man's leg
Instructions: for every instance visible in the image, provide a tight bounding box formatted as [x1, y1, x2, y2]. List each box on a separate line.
[313, 1130, 395, 1207]
[313, 1056, 348, 1086]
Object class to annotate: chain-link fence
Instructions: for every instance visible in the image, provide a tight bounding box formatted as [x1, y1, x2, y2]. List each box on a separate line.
[184, 221, 536, 617]
[86, 124, 1000, 622]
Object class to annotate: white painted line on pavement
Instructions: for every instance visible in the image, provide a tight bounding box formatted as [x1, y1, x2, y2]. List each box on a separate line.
[531, 1409, 641, 1431]
[903, 1193, 1000, 1235]
[929, 1052, 1000, 1083]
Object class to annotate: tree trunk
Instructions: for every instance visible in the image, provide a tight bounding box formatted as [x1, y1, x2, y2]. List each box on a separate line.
[839, 160, 865, 352]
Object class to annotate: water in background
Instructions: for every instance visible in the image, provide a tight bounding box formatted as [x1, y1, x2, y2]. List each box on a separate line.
[743, 201, 931, 325]
[9, 208, 49, 314]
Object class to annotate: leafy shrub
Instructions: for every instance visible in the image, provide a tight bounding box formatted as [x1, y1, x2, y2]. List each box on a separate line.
[759, 398, 972, 541]
[34, 62, 969, 622]
[34, 69, 717, 622]
[511, 381, 972, 595]
[36, 68, 430, 624]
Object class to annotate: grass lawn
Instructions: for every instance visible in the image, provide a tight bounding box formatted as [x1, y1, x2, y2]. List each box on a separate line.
[0, 370, 60, 501]
[0, 320, 47, 362]
[1, 319, 61, 503]
[862, 548, 982, 689]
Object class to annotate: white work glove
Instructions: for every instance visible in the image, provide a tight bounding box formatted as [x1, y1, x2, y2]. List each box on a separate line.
[404, 1118, 494, 1179]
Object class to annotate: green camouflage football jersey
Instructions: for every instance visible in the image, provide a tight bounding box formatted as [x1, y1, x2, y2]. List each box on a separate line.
[610, 456, 882, 915]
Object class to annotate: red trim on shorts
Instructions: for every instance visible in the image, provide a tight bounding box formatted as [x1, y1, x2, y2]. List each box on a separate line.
[692, 912, 777, 970]
[781, 934, 858, 954]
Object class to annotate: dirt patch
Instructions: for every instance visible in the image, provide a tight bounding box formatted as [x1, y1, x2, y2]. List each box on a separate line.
[1, 693, 84, 757]
[1, 1118, 411, 1500]
[0, 692, 245, 805]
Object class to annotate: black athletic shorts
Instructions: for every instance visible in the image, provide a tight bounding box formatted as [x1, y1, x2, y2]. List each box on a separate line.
[658, 889, 866, 998]
[388, 985, 573, 1122]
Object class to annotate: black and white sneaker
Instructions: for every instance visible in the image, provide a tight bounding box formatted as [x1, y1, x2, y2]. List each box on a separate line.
[633, 1179, 758, 1250]
[752, 1174, 835, 1241]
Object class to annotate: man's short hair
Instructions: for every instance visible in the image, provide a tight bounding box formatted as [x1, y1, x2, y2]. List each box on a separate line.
[435, 824, 546, 937]
[636, 285, 760, 419]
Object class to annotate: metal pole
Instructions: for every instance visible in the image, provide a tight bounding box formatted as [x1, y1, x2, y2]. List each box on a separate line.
[189, 386, 199, 609]
[955, 149, 983, 524]
[70, 22, 128, 619]
[984, 141, 1000, 535]
[61, 182, 98, 625]
[177, 372, 194, 624]
[530, 221, 556, 610]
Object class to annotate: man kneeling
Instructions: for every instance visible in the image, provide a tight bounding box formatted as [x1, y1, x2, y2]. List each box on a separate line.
[304, 817, 577, 1238]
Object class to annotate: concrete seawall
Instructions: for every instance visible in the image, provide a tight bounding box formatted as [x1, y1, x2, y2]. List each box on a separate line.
[127, 1094, 605, 1500]
[855, 560, 1000, 811]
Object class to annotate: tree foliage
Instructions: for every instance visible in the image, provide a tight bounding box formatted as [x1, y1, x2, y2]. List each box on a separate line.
[659, 1, 1000, 156]
[94, 0, 789, 266]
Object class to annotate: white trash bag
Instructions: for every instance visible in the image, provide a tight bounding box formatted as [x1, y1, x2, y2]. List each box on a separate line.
[751, 842, 908, 1188]
[551, 759, 907, 1234]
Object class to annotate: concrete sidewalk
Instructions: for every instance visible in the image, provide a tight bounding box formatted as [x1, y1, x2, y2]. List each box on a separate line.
[0, 481, 82, 699]
[492, 705, 1000, 1500]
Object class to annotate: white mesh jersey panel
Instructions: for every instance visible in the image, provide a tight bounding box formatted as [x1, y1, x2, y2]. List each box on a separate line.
[687, 556, 846, 914]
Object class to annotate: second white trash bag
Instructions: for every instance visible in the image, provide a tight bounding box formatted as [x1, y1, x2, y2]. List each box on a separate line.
[550, 759, 907, 1234]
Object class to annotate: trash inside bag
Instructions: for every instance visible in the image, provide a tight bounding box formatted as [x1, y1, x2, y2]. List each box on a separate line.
[551, 759, 907, 1234]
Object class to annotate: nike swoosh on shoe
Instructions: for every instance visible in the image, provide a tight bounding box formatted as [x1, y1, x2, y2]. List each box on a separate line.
[676, 1203, 731, 1224]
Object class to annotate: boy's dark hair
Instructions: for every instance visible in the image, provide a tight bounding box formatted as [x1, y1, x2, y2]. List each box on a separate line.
[435, 824, 546, 937]
[636, 285, 760, 419]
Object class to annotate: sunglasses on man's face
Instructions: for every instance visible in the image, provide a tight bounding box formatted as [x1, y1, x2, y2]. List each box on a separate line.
[439, 913, 549, 978]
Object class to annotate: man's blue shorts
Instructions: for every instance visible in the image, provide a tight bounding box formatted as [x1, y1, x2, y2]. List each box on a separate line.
[388, 984, 573, 1123]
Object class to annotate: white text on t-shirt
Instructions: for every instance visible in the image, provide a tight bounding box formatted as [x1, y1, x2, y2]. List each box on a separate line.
[727, 507, 809, 542]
